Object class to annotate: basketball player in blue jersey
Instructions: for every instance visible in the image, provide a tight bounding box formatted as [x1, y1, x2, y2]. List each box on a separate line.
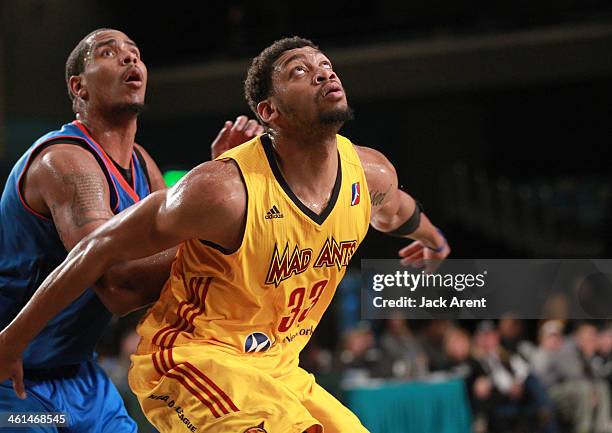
[0, 28, 262, 432]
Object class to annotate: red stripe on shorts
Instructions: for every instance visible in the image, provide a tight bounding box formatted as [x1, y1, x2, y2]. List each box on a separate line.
[183, 361, 240, 412]
[166, 349, 230, 415]
[157, 349, 222, 418]
[152, 351, 164, 377]
[165, 370, 221, 418]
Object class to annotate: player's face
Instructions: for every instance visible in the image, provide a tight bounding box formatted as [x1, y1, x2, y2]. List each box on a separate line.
[80, 30, 147, 113]
[270, 46, 350, 128]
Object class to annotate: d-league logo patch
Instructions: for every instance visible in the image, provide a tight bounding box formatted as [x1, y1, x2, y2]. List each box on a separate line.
[244, 332, 272, 353]
[244, 422, 267, 433]
[264, 205, 283, 219]
[351, 182, 361, 206]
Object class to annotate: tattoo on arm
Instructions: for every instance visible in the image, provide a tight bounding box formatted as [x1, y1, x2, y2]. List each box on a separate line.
[50, 204, 69, 246]
[370, 185, 392, 207]
[62, 173, 111, 227]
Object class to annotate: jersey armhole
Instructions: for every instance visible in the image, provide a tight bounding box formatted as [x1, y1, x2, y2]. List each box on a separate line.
[199, 158, 248, 256]
[133, 146, 152, 193]
[17, 137, 119, 220]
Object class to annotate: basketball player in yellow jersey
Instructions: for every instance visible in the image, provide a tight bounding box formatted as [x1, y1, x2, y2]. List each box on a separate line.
[0, 37, 450, 433]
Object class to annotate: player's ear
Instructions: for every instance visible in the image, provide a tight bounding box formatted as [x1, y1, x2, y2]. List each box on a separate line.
[257, 99, 278, 124]
[69, 75, 88, 101]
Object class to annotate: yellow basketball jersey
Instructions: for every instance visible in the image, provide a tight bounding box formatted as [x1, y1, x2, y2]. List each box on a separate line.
[137, 134, 370, 369]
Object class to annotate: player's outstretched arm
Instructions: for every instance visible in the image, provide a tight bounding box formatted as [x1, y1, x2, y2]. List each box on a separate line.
[356, 146, 450, 268]
[0, 159, 245, 398]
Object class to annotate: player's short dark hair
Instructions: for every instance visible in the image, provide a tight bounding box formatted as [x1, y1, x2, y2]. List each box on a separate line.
[65, 28, 112, 113]
[244, 36, 318, 121]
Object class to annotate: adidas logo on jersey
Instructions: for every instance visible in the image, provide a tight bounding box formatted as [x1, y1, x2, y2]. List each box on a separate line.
[265, 205, 284, 219]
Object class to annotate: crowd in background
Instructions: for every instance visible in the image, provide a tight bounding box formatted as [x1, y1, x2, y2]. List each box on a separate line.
[319, 317, 612, 433]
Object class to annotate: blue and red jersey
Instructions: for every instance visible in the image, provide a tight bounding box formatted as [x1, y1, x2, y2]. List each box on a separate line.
[0, 120, 151, 369]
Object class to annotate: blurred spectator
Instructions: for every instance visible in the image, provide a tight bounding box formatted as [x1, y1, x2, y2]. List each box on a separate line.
[419, 319, 454, 371]
[531, 321, 612, 433]
[336, 322, 386, 383]
[301, 340, 334, 375]
[474, 321, 557, 433]
[438, 326, 477, 373]
[433, 326, 491, 433]
[530, 320, 566, 386]
[593, 324, 612, 391]
[379, 318, 428, 379]
[499, 313, 536, 359]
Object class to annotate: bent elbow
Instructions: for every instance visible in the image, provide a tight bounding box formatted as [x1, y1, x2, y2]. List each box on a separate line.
[371, 217, 395, 233]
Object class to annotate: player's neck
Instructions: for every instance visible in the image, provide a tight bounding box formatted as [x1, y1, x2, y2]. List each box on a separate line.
[77, 111, 138, 169]
[270, 130, 338, 197]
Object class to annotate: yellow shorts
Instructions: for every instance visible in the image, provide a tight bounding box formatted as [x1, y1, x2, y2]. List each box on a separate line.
[129, 342, 369, 433]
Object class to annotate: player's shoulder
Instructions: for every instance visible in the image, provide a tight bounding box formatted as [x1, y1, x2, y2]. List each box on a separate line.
[23, 143, 110, 210]
[338, 133, 387, 166]
[171, 159, 246, 215]
[133, 142, 153, 160]
[30, 142, 105, 181]
[188, 159, 243, 186]
[133, 142, 159, 169]
[133, 142, 147, 156]
[352, 144, 398, 194]
[335, 134, 363, 165]
[354, 144, 396, 174]
[353, 144, 387, 165]
[133, 142, 166, 191]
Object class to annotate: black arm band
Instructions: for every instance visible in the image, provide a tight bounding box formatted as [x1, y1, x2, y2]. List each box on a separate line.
[387, 201, 423, 237]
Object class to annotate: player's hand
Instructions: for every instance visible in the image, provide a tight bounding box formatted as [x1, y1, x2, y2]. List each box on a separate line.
[211, 115, 264, 159]
[0, 332, 26, 399]
[398, 237, 450, 273]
